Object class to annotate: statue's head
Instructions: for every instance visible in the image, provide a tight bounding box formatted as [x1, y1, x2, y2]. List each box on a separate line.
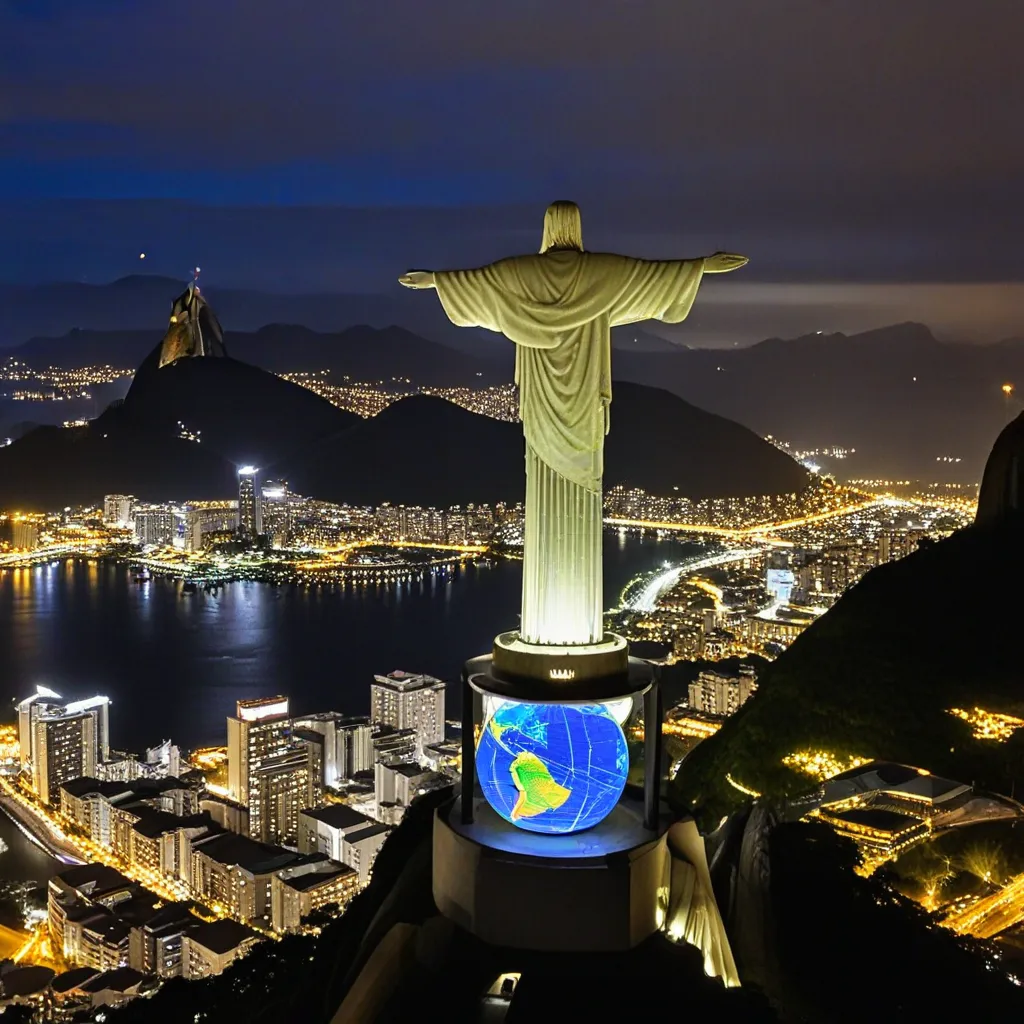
[540, 201, 583, 253]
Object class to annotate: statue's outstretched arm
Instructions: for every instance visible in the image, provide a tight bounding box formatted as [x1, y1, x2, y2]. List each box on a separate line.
[399, 271, 436, 290]
[703, 252, 749, 274]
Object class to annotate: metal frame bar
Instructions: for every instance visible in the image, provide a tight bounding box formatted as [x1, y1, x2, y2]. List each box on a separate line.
[643, 673, 662, 830]
[461, 666, 475, 825]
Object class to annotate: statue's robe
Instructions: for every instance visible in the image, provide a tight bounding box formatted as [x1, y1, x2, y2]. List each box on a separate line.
[435, 251, 705, 645]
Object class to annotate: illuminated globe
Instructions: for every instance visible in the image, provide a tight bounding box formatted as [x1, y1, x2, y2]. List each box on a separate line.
[476, 699, 629, 835]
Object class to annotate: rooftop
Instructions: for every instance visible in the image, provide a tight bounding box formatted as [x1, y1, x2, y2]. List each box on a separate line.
[51, 966, 100, 994]
[373, 671, 445, 692]
[187, 918, 259, 955]
[0, 966, 56, 998]
[132, 809, 212, 839]
[81, 915, 132, 945]
[143, 901, 198, 934]
[79, 966, 147, 995]
[383, 762, 434, 779]
[346, 822, 391, 843]
[59, 775, 104, 798]
[824, 761, 971, 804]
[54, 862, 133, 896]
[195, 831, 302, 874]
[300, 804, 374, 831]
[281, 864, 357, 893]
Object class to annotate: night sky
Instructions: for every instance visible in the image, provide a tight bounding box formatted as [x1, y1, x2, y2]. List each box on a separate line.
[2, 1, 1023, 342]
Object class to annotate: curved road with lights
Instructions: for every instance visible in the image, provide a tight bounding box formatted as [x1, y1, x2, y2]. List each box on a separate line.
[620, 547, 764, 612]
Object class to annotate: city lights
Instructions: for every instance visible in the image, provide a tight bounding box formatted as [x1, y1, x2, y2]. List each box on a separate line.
[948, 707, 1024, 742]
[781, 750, 870, 782]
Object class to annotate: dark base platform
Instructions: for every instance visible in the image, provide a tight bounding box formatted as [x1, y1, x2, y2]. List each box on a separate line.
[433, 794, 669, 952]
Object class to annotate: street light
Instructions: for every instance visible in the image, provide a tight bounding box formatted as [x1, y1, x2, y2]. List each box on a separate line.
[1004, 383, 1015, 423]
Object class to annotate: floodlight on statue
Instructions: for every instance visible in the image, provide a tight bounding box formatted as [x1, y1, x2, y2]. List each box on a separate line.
[476, 698, 629, 834]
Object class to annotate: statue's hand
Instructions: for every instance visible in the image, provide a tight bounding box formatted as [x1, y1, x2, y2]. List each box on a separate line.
[704, 252, 749, 274]
[398, 270, 436, 290]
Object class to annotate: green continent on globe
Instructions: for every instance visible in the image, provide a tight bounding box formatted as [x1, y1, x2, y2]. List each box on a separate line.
[509, 751, 571, 820]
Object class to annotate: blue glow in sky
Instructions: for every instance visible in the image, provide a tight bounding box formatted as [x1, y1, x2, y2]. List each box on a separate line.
[1, 0, 1022, 308]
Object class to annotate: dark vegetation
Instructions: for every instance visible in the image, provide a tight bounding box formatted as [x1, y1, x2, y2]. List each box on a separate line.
[764, 822, 1024, 1021]
[673, 519, 1024, 824]
[121, 344, 359, 467]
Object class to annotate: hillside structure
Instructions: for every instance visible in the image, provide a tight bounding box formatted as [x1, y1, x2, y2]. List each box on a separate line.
[158, 282, 227, 369]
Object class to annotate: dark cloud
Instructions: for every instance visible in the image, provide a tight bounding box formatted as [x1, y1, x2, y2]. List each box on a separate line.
[1, 0, 1023, 314]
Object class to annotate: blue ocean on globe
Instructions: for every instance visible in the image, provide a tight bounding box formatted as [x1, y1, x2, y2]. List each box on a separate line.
[476, 700, 629, 834]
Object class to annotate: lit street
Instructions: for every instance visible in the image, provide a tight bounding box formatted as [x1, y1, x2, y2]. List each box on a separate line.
[944, 873, 1024, 940]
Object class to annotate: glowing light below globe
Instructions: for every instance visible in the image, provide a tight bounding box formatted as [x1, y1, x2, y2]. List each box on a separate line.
[476, 699, 629, 834]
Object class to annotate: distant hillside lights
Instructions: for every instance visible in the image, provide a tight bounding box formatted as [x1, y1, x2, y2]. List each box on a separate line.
[948, 707, 1024, 742]
[782, 750, 870, 782]
[177, 420, 201, 443]
[280, 371, 520, 423]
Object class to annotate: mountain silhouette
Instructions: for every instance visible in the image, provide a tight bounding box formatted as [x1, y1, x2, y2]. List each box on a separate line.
[612, 321, 1019, 481]
[121, 342, 359, 468]
[9, 322, 508, 386]
[11, 300, 1024, 480]
[0, 419, 237, 509]
[0, 275, 503, 356]
[282, 381, 808, 507]
[0, 340, 360, 508]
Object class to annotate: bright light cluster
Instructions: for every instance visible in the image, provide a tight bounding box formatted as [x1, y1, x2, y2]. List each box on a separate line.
[782, 750, 870, 781]
[948, 707, 1024, 742]
[0, 724, 19, 767]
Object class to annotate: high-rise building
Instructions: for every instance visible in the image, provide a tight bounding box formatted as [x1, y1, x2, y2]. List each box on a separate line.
[227, 697, 321, 845]
[18, 686, 63, 772]
[103, 495, 135, 528]
[687, 665, 758, 718]
[18, 688, 110, 803]
[62, 696, 111, 765]
[270, 862, 359, 933]
[34, 712, 96, 805]
[180, 920, 259, 980]
[134, 507, 176, 547]
[237, 467, 263, 538]
[260, 480, 292, 548]
[290, 714, 373, 787]
[297, 806, 391, 885]
[338, 717, 374, 778]
[182, 504, 239, 551]
[374, 761, 440, 823]
[370, 672, 446, 749]
[12, 519, 40, 550]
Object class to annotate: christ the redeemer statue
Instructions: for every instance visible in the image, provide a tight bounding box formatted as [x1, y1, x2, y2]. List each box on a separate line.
[400, 201, 747, 648]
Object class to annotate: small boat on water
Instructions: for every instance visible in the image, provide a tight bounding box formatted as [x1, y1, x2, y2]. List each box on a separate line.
[133, 567, 151, 583]
[182, 581, 198, 594]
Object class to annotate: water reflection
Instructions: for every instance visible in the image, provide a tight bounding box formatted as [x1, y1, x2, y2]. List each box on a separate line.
[0, 537, 700, 754]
